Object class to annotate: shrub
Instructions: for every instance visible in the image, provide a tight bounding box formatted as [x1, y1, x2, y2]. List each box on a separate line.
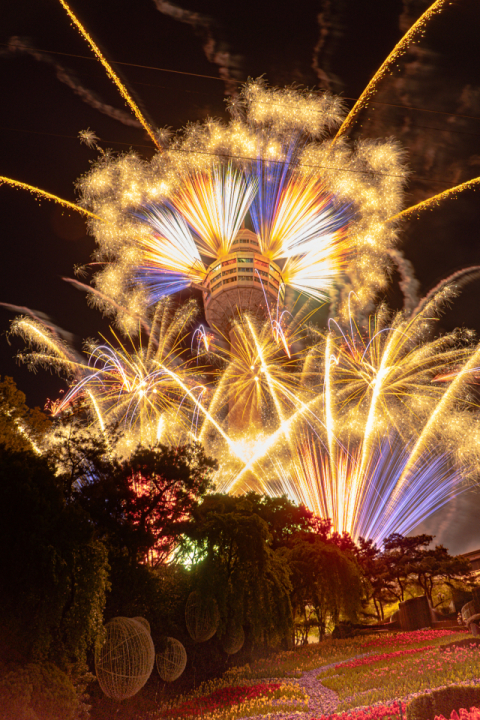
[407, 686, 480, 720]
[0, 662, 82, 720]
[332, 621, 356, 639]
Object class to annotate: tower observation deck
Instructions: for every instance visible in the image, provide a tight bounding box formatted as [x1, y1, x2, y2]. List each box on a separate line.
[202, 229, 285, 336]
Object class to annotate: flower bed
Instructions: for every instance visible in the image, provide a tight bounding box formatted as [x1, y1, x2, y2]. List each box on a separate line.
[155, 630, 476, 720]
[321, 641, 480, 711]
[157, 680, 308, 719]
[336, 645, 435, 670]
[159, 683, 281, 717]
[363, 630, 466, 650]
[313, 700, 407, 720]
[436, 710, 480, 720]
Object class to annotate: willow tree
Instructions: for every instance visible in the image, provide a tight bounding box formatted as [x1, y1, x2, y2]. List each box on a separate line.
[183, 494, 293, 649]
[287, 535, 363, 642]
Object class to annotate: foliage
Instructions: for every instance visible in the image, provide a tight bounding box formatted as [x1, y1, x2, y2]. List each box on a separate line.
[237, 493, 314, 550]
[406, 686, 480, 720]
[73, 439, 216, 564]
[287, 535, 363, 641]
[0, 447, 109, 673]
[0, 375, 50, 454]
[354, 533, 472, 621]
[183, 493, 294, 648]
[356, 537, 397, 621]
[410, 545, 473, 605]
[0, 662, 83, 720]
[382, 534, 434, 603]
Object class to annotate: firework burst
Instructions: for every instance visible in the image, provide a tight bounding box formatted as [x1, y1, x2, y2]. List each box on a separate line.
[3, 0, 480, 544]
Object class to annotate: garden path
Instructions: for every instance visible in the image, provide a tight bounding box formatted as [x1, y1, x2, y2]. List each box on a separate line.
[236, 652, 372, 720]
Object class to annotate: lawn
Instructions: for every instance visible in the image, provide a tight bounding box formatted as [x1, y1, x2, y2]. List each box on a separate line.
[154, 628, 479, 720]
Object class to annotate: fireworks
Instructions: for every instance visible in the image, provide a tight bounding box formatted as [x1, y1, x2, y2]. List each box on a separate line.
[271, 435, 466, 545]
[3, 0, 480, 544]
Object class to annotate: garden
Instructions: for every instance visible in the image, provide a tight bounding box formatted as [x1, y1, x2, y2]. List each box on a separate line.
[152, 629, 480, 720]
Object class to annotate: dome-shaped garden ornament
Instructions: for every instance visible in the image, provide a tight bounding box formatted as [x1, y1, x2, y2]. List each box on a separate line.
[156, 637, 188, 682]
[222, 624, 245, 655]
[185, 591, 219, 642]
[95, 617, 155, 701]
[132, 616, 151, 634]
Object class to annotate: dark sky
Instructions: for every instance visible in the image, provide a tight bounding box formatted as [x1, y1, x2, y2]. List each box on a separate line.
[2, 0, 480, 552]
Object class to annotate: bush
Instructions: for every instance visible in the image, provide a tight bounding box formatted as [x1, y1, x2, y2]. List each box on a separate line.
[0, 662, 83, 720]
[332, 621, 356, 639]
[0, 449, 109, 671]
[407, 686, 480, 720]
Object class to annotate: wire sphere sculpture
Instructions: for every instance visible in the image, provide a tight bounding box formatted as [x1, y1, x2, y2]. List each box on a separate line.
[132, 616, 151, 634]
[156, 637, 188, 682]
[185, 591, 219, 642]
[222, 624, 245, 655]
[95, 617, 155, 700]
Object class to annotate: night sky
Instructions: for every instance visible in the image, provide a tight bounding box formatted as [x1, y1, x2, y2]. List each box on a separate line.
[2, 0, 480, 552]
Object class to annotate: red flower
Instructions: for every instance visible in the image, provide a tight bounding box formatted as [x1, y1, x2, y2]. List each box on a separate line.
[161, 682, 282, 717]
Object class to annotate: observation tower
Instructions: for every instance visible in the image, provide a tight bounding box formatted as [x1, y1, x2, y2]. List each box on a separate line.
[201, 228, 285, 431]
[201, 228, 285, 338]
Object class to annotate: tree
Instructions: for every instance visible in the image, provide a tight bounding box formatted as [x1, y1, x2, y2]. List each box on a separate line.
[309, 516, 358, 553]
[287, 535, 363, 641]
[355, 537, 396, 622]
[183, 494, 293, 648]
[0, 376, 50, 453]
[410, 545, 472, 606]
[382, 533, 434, 602]
[0, 447, 109, 675]
[76, 442, 216, 565]
[231, 492, 314, 550]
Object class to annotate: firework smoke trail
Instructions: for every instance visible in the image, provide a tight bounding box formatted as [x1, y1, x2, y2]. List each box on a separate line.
[0, 177, 103, 221]
[9, 316, 82, 375]
[412, 266, 480, 317]
[62, 277, 152, 339]
[2, 36, 142, 129]
[151, 0, 240, 96]
[387, 248, 420, 312]
[56, 0, 160, 149]
[333, 0, 451, 141]
[389, 176, 480, 222]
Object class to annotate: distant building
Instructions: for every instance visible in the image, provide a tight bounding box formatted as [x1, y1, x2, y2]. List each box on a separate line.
[459, 548, 480, 572]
